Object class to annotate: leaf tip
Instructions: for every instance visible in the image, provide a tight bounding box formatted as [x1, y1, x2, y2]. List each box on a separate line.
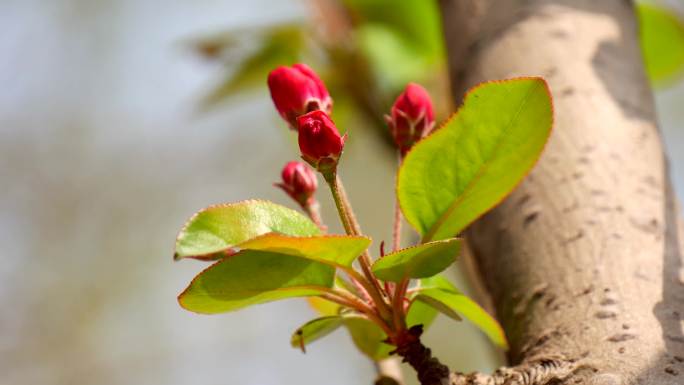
[295, 329, 307, 353]
[176, 290, 189, 310]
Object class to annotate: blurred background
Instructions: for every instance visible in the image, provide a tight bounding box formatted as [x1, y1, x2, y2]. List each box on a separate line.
[0, 1, 682, 384]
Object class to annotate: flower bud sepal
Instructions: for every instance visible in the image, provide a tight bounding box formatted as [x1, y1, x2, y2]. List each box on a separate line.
[301, 140, 346, 179]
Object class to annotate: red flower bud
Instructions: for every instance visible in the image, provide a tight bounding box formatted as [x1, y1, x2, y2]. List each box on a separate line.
[386, 83, 435, 155]
[267, 64, 332, 129]
[297, 110, 346, 174]
[275, 161, 318, 206]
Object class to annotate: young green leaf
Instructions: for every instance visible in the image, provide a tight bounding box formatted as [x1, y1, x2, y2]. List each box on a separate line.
[412, 294, 462, 322]
[638, 3, 684, 86]
[406, 296, 439, 329]
[342, 303, 439, 360]
[291, 316, 344, 352]
[175, 200, 320, 261]
[238, 233, 371, 268]
[398, 78, 553, 242]
[371, 238, 461, 282]
[414, 275, 508, 349]
[342, 316, 393, 360]
[178, 250, 334, 314]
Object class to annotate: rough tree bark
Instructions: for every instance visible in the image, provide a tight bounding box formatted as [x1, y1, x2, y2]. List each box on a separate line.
[437, 1, 684, 384]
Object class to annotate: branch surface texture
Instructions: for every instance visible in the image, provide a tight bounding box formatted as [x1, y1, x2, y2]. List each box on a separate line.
[438, 0, 684, 384]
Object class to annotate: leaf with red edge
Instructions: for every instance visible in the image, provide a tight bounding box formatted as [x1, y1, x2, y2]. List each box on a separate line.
[174, 200, 320, 261]
[238, 233, 371, 267]
[178, 249, 334, 314]
[398, 78, 553, 242]
[371, 238, 460, 282]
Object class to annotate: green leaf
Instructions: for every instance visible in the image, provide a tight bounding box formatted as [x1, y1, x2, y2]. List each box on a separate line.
[417, 274, 456, 291]
[398, 78, 553, 242]
[178, 250, 334, 314]
[343, 316, 393, 360]
[291, 316, 344, 352]
[638, 4, 684, 86]
[406, 296, 439, 329]
[371, 238, 461, 282]
[413, 294, 462, 322]
[175, 200, 320, 261]
[238, 233, 372, 267]
[201, 25, 305, 108]
[414, 276, 508, 349]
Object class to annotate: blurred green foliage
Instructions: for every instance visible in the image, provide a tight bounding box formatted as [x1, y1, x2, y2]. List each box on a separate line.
[342, 0, 444, 92]
[637, 3, 684, 87]
[200, 24, 306, 108]
[193, 1, 684, 122]
[191, 0, 446, 142]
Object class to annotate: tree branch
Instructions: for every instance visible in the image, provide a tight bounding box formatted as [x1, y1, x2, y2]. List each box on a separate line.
[439, 0, 684, 384]
[450, 357, 583, 385]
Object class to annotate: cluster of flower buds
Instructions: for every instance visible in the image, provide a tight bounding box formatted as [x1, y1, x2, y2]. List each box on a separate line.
[268, 64, 345, 177]
[275, 161, 318, 208]
[386, 83, 435, 156]
[268, 64, 435, 207]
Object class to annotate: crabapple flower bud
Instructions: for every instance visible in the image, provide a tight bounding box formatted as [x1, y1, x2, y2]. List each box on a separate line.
[386, 83, 435, 155]
[297, 110, 346, 175]
[267, 64, 332, 129]
[275, 161, 318, 207]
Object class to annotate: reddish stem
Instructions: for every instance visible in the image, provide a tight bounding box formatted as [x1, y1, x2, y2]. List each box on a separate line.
[392, 198, 402, 252]
[325, 173, 392, 320]
[391, 153, 405, 252]
[319, 292, 393, 337]
[392, 278, 409, 331]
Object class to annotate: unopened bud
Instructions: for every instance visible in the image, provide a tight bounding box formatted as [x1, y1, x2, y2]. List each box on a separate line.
[386, 83, 435, 155]
[297, 110, 346, 175]
[275, 161, 318, 206]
